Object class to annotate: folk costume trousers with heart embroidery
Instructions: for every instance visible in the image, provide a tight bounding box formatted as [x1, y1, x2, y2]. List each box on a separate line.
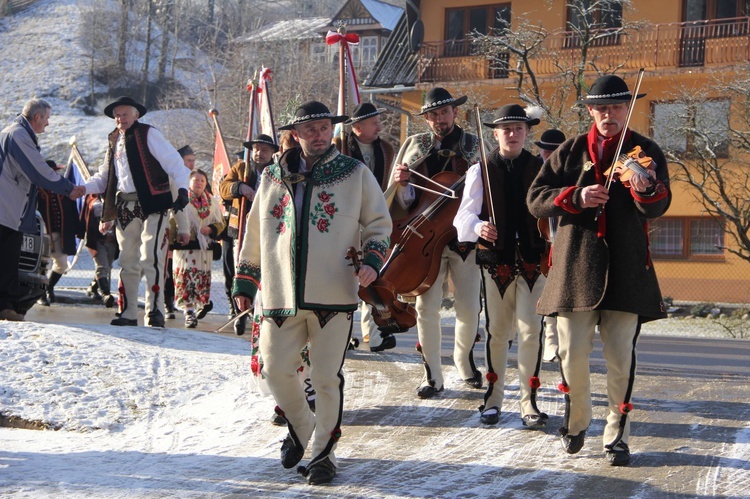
[259, 309, 352, 467]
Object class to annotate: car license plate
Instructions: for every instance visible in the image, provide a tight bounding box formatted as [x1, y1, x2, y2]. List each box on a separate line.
[22, 235, 35, 252]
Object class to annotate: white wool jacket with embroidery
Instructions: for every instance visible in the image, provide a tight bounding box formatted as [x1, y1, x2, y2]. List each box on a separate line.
[232, 146, 392, 317]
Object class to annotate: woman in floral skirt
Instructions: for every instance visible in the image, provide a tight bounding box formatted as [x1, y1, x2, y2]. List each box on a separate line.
[172, 169, 225, 328]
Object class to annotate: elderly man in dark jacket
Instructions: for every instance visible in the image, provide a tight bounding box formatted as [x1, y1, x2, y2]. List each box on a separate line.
[0, 98, 85, 321]
[527, 74, 671, 467]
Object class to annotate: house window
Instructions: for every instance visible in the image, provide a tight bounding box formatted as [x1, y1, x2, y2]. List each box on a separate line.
[361, 36, 378, 66]
[445, 3, 511, 56]
[651, 99, 730, 158]
[684, 0, 750, 21]
[650, 217, 725, 260]
[310, 43, 327, 64]
[566, 0, 623, 47]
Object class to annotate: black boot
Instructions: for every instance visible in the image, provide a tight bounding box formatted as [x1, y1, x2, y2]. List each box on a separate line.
[86, 279, 101, 299]
[47, 271, 63, 303]
[97, 277, 115, 308]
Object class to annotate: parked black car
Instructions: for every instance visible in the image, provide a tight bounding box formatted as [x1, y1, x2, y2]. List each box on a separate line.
[14, 211, 50, 314]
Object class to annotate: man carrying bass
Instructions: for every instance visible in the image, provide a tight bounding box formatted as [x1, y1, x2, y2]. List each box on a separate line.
[389, 87, 482, 399]
[527, 74, 670, 466]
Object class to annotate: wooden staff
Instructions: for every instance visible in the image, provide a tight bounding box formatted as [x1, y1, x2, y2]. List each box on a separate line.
[237, 72, 259, 249]
[473, 104, 496, 231]
[67, 135, 91, 181]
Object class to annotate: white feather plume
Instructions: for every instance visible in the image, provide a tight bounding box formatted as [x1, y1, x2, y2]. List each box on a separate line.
[525, 105, 544, 121]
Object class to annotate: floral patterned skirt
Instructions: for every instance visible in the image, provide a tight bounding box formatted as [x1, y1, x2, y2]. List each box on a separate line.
[173, 248, 212, 310]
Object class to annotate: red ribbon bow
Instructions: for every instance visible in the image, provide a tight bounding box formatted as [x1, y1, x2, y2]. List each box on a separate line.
[326, 31, 359, 45]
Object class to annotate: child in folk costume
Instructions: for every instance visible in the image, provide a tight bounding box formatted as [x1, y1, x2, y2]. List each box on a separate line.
[171, 169, 225, 328]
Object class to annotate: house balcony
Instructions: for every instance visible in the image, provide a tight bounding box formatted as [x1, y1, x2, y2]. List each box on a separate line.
[418, 17, 750, 84]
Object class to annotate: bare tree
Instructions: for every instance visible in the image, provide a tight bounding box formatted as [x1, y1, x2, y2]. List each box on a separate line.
[471, 0, 646, 134]
[657, 69, 750, 264]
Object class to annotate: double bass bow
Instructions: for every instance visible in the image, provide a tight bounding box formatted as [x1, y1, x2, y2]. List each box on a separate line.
[345, 247, 417, 333]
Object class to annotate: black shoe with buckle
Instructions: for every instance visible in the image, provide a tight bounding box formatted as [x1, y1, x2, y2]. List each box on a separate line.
[560, 429, 586, 454]
[196, 300, 213, 319]
[464, 370, 483, 389]
[480, 407, 500, 425]
[417, 384, 444, 399]
[370, 333, 396, 352]
[271, 413, 287, 426]
[306, 457, 336, 485]
[110, 317, 138, 326]
[280, 435, 304, 469]
[606, 442, 631, 466]
[522, 413, 549, 429]
[147, 310, 165, 328]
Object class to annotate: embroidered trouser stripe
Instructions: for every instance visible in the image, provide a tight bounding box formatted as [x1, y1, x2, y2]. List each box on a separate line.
[415, 246, 481, 388]
[481, 267, 546, 417]
[557, 310, 640, 447]
[260, 309, 352, 468]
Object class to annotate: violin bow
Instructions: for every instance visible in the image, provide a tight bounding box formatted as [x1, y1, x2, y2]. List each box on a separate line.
[594, 67, 645, 222]
[473, 104, 496, 229]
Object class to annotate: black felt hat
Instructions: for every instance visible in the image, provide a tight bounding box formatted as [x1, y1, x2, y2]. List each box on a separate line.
[177, 145, 194, 157]
[278, 101, 348, 130]
[417, 87, 468, 116]
[344, 103, 387, 125]
[103, 96, 147, 118]
[577, 74, 646, 105]
[243, 133, 279, 152]
[483, 104, 540, 128]
[534, 129, 567, 151]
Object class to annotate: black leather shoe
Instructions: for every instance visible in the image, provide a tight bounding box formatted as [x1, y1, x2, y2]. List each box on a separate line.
[480, 407, 500, 425]
[271, 413, 287, 426]
[280, 435, 304, 469]
[522, 413, 549, 429]
[370, 333, 396, 352]
[348, 337, 359, 350]
[110, 317, 138, 326]
[606, 442, 631, 466]
[464, 370, 483, 389]
[37, 294, 50, 306]
[417, 384, 444, 399]
[102, 294, 115, 308]
[561, 430, 586, 454]
[196, 301, 213, 319]
[147, 311, 165, 328]
[306, 457, 336, 485]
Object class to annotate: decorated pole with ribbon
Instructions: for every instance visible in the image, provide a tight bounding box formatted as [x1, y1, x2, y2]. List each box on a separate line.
[326, 22, 361, 145]
[257, 67, 277, 141]
[238, 72, 260, 250]
[208, 107, 232, 212]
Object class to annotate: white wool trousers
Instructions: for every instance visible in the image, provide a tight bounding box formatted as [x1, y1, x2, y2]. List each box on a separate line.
[556, 310, 640, 448]
[481, 269, 546, 417]
[115, 205, 169, 321]
[259, 309, 352, 467]
[415, 246, 481, 389]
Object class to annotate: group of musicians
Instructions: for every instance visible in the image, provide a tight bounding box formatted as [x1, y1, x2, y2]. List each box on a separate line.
[230, 74, 671, 485]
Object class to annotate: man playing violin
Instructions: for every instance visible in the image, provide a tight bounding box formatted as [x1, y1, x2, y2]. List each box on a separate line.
[233, 100, 391, 485]
[454, 104, 550, 430]
[389, 87, 482, 399]
[527, 74, 671, 466]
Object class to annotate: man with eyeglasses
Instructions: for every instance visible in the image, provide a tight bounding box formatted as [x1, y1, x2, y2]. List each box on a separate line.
[527, 74, 671, 466]
[389, 87, 482, 399]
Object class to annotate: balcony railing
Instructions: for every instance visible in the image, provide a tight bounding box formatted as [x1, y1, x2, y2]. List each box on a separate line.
[418, 17, 750, 83]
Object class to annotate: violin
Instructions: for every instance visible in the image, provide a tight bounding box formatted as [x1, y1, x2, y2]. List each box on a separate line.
[345, 247, 417, 333]
[603, 145, 657, 188]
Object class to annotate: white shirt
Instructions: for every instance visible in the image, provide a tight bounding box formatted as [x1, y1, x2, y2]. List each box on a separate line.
[85, 126, 190, 195]
[453, 162, 485, 242]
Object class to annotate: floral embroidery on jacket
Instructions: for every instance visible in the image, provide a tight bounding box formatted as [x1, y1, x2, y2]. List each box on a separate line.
[270, 193, 292, 235]
[311, 190, 337, 233]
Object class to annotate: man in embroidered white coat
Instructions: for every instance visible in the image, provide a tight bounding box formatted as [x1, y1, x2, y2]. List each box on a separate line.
[233, 101, 391, 486]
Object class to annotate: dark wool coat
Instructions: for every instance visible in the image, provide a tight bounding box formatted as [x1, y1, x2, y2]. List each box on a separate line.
[526, 128, 671, 322]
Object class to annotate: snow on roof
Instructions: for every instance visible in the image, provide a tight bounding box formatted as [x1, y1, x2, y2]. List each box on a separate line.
[240, 17, 332, 44]
[359, 0, 403, 31]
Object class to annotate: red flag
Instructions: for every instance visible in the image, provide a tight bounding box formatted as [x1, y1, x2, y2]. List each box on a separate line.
[209, 110, 231, 197]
